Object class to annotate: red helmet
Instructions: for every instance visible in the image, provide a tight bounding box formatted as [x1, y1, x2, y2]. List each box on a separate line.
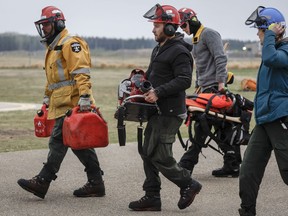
[35, 6, 65, 24]
[143, 4, 180, 25]
[178, 7, 197, 25]
[34, 6, 66, 39]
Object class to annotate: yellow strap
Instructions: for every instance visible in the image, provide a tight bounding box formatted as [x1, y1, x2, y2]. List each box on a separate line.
[192, 25, 205, 44]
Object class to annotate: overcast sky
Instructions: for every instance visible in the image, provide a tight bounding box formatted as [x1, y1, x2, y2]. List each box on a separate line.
[1, 0, 287, 41]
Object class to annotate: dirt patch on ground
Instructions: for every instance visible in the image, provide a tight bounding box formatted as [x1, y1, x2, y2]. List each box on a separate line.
[0, 128, 34, 140]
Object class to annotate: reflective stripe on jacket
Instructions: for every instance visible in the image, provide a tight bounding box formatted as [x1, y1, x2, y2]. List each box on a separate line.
[44, 29, 95, 119]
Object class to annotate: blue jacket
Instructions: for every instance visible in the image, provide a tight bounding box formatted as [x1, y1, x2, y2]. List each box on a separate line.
[255, 30, 288, 125]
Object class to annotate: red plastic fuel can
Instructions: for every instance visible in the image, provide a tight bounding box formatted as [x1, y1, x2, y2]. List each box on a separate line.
[34, 104, 55, 137]
[63, 106, 109, 150]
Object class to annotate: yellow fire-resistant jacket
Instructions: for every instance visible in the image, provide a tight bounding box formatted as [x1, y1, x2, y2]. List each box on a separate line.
[44, 29, 95, 119]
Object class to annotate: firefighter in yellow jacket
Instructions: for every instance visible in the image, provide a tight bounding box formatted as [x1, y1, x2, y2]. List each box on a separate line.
[17, 6, 105, 199]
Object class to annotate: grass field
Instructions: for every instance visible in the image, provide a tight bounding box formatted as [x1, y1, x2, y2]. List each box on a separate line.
[0, 51, 258, 153]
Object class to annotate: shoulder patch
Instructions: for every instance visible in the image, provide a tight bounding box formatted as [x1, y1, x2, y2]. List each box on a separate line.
[71, 42, 81, 53]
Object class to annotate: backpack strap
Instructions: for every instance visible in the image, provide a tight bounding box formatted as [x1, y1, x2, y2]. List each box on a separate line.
[177, 130, 188, 150]
[137, 123, 144, 155]
[116, 106, 126, 146]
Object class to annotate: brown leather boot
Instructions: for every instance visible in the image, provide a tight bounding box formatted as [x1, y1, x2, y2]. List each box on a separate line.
[73, 179, 105, 197]
[17, 176, 50, 199]
[129, 195, 161, 211]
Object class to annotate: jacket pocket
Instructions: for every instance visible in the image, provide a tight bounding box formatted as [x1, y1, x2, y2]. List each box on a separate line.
[257, 93, 271, 116]
[160, 134, 176, 144]
[52, 85, 73, 109]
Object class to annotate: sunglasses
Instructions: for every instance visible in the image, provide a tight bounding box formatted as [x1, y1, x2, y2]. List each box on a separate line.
[180, 22, 187, 29]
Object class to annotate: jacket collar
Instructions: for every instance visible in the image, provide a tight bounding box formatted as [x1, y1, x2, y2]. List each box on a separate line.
[192, 24, 205, 44]
[47, 29, 69, 50]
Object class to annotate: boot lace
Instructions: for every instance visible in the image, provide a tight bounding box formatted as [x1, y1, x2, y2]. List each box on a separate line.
[138, 195, 149, 203]
[180, 186, 191, 199]
[79, 182, 94, 190]
[30, 176, 45, 184]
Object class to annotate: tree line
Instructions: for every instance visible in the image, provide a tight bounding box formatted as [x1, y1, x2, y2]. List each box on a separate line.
[0, 32, 252, 52]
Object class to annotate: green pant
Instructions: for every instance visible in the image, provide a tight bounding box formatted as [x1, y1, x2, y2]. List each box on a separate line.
[140, 115, 192, 194]
[239, 120, 288, 214]
[38, 116, 103, 182]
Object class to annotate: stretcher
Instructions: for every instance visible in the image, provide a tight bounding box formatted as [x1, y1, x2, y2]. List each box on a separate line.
[188, 106, 241, 123]
[178, 92, 254, 152]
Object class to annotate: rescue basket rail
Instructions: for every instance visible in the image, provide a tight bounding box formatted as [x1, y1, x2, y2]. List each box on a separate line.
[188, 106, 242, 123]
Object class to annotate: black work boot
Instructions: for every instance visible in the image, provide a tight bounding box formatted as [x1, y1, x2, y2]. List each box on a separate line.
[73, 179, 105, 197]
[178, 179, 202, 210]
[238, 208, 255, 216]
[213, 150, 240, 177]
[212, 166, 239, 177]
[17, 176, 50, 199]
[129, 195, 161, 211]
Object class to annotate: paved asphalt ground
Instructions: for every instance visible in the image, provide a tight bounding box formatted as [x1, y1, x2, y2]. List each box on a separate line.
[0, 102, 287, 216]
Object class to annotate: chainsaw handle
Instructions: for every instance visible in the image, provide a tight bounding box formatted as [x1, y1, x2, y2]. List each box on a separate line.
[122, 95, 145, 103]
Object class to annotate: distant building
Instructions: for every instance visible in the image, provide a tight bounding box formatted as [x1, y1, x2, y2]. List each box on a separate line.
[243, 42, 261, 57]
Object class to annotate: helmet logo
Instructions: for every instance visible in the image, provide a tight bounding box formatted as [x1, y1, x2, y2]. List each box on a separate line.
[52, 9, 61, 15]
[180, 8, 188, 12]
[165, 10, 174, 17]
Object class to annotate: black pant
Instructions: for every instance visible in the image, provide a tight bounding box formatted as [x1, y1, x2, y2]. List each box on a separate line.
[38, 116, 103, 182]
[239, 121, 288, 215]
[179, 120, 241, 172]
[140, 115, 192, 194]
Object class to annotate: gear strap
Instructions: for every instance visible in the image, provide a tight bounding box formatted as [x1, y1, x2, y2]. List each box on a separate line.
[137, 124, 144, 155]
[177, 130, 188, 150]
[117, 106, 126, 146]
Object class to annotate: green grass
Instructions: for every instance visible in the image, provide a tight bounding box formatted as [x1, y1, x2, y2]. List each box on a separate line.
[0, 67, 258, 153]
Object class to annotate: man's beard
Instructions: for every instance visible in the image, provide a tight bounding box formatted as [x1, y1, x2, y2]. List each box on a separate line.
[155, 32, 167, 43]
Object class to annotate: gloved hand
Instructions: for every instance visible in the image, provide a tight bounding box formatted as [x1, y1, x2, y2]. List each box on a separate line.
[43, 95, 50, 106]
[78, 94, 91, 111]
[219, 87, 228, 94]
